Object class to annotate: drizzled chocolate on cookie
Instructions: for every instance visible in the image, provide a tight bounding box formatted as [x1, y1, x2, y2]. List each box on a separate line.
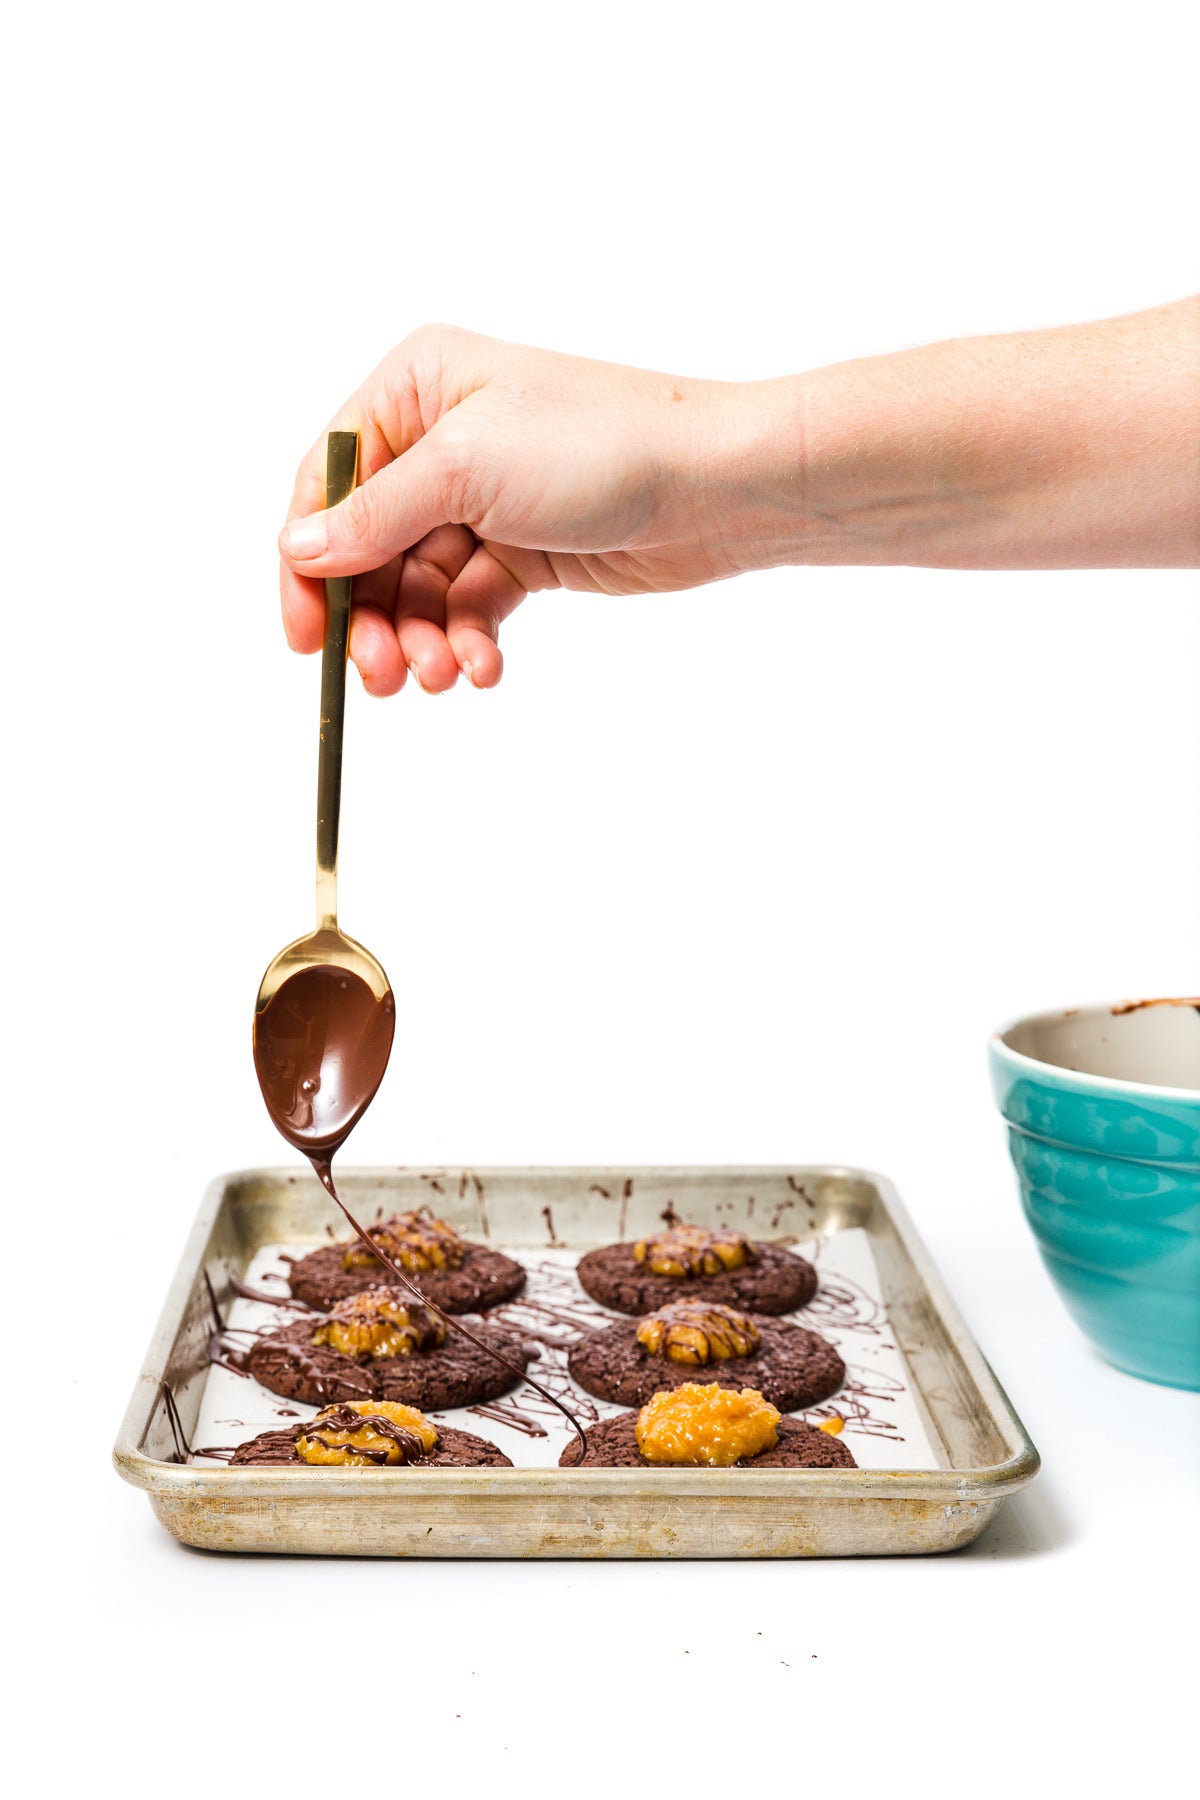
[227, 1406, 514, 1469]
[296, 1400, 438, 1466]
[343, 1210, 466, 1274]
[314, 1291, 446, 1358]
[636, 1300, 761, 1365]
[287, 1209, 526, 1313]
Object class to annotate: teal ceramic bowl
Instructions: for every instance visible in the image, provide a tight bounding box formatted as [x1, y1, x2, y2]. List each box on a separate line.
[990, 1000, 1200, 1390]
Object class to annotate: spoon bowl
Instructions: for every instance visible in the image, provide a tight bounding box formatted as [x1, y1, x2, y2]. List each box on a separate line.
[255, 924, 391, 1013]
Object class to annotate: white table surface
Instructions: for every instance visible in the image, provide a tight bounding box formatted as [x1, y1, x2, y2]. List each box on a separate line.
[29, 1149, 1198, 1797]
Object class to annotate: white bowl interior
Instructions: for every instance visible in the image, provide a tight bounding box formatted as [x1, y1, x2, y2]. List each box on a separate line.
[1002, 1001, 1200, 1092]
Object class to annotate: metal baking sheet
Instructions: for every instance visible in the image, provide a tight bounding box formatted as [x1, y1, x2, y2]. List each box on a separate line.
[113, 1165, 1039, 1558]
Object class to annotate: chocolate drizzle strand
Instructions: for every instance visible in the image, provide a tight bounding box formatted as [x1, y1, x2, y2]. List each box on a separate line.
[160, 1381, 190, 1462]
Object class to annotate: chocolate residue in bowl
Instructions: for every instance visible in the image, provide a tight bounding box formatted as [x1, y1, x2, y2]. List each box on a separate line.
[1111, 997, 1200, 1016]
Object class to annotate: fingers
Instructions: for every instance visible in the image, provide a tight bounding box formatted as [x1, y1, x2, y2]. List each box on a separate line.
[391, 526, 478, 694]
[281, 553, 402, 661]
[280, 565, 324, 655]
[279, 500, 527, 698]
[348, 604, 409, 698]
[444, 544, 527, 687]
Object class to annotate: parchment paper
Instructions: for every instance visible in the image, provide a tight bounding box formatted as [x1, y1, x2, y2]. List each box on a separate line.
[191, 1228, 939, 1471]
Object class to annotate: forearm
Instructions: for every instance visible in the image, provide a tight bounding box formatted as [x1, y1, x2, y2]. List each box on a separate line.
[712, 300, 1200, 571]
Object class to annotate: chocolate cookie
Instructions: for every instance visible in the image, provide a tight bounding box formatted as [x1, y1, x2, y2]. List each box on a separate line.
[245, 1314, 532, 1410]
[559, 1411, 856, 1469]
[567, 1315, 844, 1411]
[231, 1421, 512, 1468]
[287, 1240, 525, 1312]
[576, 1240, 816, 1316]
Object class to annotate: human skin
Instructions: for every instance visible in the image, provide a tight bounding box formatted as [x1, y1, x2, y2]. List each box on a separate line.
[279, 299, 1200, 696]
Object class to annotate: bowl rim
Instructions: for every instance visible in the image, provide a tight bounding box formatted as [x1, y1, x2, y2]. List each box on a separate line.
[990, 1000, 1200, 1105]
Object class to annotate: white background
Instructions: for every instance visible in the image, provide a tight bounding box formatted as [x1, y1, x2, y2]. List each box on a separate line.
[5, 1, 1198, 1794]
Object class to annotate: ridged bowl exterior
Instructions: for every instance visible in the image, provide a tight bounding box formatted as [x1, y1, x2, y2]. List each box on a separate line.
[990, 1019, 1200, 1390]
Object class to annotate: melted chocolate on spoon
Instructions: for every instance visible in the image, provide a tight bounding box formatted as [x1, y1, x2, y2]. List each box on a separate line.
[252, 965, 587, 1463]
[253, 965, 395, 1175]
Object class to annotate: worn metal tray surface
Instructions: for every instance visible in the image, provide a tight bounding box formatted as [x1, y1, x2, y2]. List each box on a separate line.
[114, 1166, 1039, 1558]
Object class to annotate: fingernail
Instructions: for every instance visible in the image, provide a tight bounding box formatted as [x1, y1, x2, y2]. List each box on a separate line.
[462, 660, 476, 686]
[280, 514, 328, 561]
[407, 659, 426, 692]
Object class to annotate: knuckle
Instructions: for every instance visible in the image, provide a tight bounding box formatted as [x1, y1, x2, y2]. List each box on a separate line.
[407, 320, 466, 353]
[403, 321, 484, 394]
[428, 420, 479, 516]
[339, 481, 383, 550]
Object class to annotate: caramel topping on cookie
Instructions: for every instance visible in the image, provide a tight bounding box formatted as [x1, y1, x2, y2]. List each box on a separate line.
[633, 1223, 754, 1278]
[634, 1383, 780, 1467]
[313, 1289, 447, 1360]
[296, 1401, 440, 1466]
[343, 1209, 466, 1273]
[636, 1300, 761, 1366]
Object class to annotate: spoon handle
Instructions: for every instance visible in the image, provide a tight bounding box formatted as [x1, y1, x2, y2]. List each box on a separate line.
[315, 430, 359, 930]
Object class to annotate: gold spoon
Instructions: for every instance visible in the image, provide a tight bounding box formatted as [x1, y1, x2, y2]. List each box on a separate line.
[250, 455, 587, 1462]
[253, 431, 396, 1182]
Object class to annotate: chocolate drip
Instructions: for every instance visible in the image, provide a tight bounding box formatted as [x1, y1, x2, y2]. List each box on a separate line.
[466, 1401, 549, 1439]
[160, 1380, 190, 1463]
[209, 1343, 252, 1379]
[266, 1339, 376, 1400]
[202, 1267, 225, 1333]
[252, 959, 587, 1463]
[318, 1175, 588, 1466]
[1111, 996, 1200, 1015]
[228, 1275, 314, 1309]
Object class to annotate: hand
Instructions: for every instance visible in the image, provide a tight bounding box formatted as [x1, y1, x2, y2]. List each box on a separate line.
[278, 326, 786, 696]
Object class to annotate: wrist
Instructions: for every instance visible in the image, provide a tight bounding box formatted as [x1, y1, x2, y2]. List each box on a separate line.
[669, 375, 824, 576]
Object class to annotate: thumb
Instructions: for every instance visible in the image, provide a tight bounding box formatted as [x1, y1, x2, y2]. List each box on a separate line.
[278, 429, 457, 577]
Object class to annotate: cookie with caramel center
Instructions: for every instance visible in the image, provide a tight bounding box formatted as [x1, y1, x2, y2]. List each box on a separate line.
[561, 1405, 857, 1470]
[245, 1302, 534, 1411]
[229, 1418, 512, 1468]
[577, 1227, 817, 1317]
[288, 1221, 525, 1313]
[568, 1308, 843, 1410]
